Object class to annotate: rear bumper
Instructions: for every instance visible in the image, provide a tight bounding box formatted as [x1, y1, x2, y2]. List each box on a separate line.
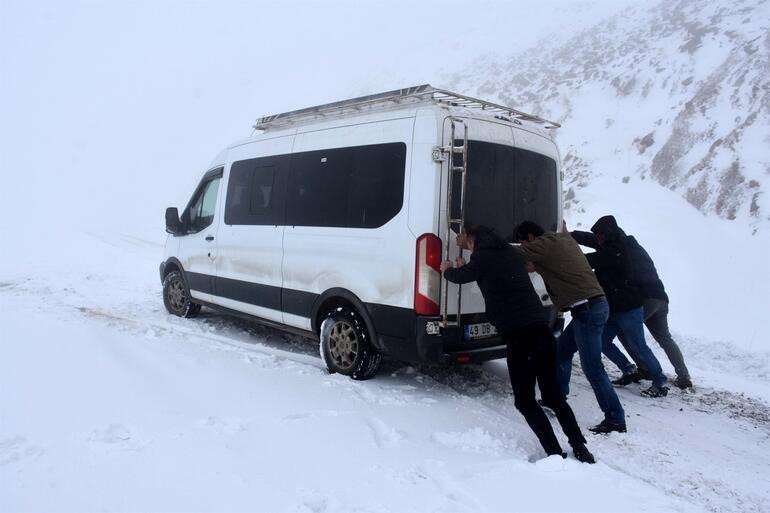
[374, 311, 563, 364]
[372, 307, 560, 366]
[413, 316, 508, 365]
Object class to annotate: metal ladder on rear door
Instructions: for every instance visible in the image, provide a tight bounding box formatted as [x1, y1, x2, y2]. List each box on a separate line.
[440, 118, 468, 328]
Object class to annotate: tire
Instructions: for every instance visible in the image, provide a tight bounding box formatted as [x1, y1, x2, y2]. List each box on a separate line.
[319, 307, 381, 380]
[162, 270, 201, 318]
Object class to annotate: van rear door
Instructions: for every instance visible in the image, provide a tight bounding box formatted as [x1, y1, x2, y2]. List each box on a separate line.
[439, 117, 514, 323]
[439, 117, 559, 333]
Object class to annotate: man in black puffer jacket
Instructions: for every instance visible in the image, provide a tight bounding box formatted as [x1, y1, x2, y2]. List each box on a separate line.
[577, 224, 693, 389]
[571, 215, 669, 398]
[441, 225, 594, 463]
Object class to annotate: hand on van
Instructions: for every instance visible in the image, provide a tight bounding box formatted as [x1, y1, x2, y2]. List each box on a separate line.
[440, 260, 453, 272]
[455, 257, 466, 268]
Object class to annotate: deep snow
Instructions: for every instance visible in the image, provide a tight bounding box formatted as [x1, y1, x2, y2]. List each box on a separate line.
[2, 0, 769, 511]
[2, 175, 769, 513]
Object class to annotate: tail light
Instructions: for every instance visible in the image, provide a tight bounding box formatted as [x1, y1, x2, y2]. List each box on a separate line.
[415, 233, 442, 316]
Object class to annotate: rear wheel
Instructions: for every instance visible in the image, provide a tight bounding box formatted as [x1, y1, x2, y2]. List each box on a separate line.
[320, 307, 380, 380]
[163, 270, 201, 318]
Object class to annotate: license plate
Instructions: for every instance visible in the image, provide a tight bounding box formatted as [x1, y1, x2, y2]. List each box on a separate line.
[464, 322, 497, 340]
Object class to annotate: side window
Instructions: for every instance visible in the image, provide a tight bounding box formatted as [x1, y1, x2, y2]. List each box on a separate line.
[285, 142, 406, 228]
[186, 175, 221, 232]
[286, 149, 348, 227]
[225, 157, 286, 225]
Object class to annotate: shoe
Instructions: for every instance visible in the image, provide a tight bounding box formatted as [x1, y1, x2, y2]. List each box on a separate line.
[589, 420, 627, 434]
[637, 368, 653, 381]
[673, 377, 693, 390]
[641, 384, 669, 398]
[611, 371, 641, 386]
[571, 443, 596, 464]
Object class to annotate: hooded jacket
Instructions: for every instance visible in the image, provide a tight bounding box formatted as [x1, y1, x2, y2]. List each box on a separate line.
[571, 220, 668, 303]
[443, 230, 547, 334]
[571, 215, 643, 312]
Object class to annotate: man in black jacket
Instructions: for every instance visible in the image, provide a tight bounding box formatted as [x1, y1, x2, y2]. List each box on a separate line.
[441, 225, 595, 463]
[573, 222, 693, 389]
[571, 216, 669, 398]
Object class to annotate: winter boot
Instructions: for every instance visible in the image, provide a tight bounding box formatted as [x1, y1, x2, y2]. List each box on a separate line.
[641, 384, 669, 398]
[612, 371, 641, 386]
[589, 420, 627, 434]
[571, 443, 596, 464]
[673, 377, 693, 390]
[637, 368, 653, 381]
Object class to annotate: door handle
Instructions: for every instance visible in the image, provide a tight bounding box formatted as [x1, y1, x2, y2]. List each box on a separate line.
[205, 235, 215, 241]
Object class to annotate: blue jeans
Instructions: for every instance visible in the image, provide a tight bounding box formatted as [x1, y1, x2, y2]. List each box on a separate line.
[557, 298, 625, 425]
[602, 306, 667, 387]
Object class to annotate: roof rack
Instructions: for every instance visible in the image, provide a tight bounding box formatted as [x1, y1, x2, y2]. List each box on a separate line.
[253, 84, 561, 132]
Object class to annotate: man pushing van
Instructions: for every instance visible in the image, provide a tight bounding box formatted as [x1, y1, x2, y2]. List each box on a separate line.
[441, 225, 595, 463]
[514, 221, 627, 434]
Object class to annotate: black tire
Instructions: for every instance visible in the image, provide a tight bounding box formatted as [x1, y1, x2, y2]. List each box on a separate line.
[320, 307, 381, 380]
[162, 270, 201, 318]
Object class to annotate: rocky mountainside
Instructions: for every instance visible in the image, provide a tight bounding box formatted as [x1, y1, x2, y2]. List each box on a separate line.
[446, 0, 769, 233]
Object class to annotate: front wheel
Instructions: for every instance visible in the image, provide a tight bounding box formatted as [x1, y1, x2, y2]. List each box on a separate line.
[162, 270, 201, 318]
[320, 307, 381, 380]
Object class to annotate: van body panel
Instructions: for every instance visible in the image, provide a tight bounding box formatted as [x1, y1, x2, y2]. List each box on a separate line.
[212, 135, 295, 324]
[408, 108, 442, 239]
[281, 117, 416, 331]
[180, 167, 224, 300]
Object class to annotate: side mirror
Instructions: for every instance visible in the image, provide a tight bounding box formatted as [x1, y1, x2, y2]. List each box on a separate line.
[165, 207, 184, 235]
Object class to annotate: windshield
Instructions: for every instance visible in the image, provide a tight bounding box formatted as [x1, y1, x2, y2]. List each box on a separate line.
[451, 140, 558, 241]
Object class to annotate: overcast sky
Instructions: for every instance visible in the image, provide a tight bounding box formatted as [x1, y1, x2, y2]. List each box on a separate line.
[1, 0, 634, 236]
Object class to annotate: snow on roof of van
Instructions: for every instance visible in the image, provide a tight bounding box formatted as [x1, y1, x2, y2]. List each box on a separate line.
[252, 84, 561, 132]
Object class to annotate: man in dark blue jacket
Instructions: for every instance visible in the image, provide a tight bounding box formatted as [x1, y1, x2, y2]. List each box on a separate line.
[441, 225, 595, 463]
[571, 216, 669, 398]
[576, 222, 692, 389]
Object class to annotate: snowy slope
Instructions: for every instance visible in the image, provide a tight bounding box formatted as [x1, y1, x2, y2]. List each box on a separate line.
[2, 1, 769, 511]
[446, 0, 770, 232]
[0, 231, 703, 512]
[1, 228, 769, 512]
[441, 0, 770, 349]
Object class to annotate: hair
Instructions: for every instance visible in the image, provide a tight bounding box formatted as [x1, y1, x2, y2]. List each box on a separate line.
[465, 224, 494, 240]
[464, 224, 507, 249]
[514, 221, 545, 242]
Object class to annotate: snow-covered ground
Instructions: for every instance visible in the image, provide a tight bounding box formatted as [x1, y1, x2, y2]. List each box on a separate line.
[2, 175, 769, 513]
[2, 0, 768, 511]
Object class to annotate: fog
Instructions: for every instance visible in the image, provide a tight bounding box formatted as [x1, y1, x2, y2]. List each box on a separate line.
[1, 0, 632, 239]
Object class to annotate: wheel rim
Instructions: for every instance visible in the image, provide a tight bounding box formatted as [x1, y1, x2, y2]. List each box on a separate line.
[167, 278, 188, 312]
[328, 320, 359, 370]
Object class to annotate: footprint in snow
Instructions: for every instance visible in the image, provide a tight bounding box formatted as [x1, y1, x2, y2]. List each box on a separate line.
[88, 423, 148, 451]
[282, 410, 340, 422]
[196, 416, 247, 435]
[367, 417, 404, 449]
[0, 436, 44, 466]
[431, 427, 505, 455]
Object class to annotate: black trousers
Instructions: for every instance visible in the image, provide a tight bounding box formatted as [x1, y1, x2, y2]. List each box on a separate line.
[504, 322, 586, 455]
